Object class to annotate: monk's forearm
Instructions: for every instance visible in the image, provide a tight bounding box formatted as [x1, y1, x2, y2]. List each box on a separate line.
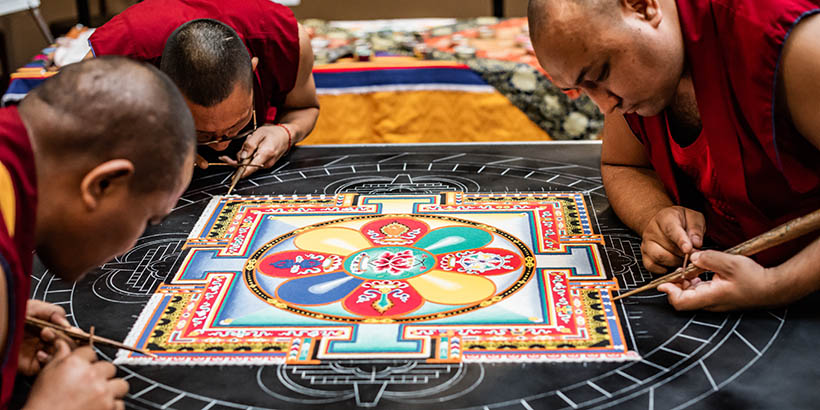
[601, 163, 675, 235]
[773, 236, 820, 303]
[276, 106, 319, 145]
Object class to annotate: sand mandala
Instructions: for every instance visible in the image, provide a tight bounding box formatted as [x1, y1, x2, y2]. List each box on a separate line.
[116, 192, 637, 365]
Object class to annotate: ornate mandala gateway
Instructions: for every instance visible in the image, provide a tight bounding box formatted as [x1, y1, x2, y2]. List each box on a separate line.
[117, 192, 634, 365]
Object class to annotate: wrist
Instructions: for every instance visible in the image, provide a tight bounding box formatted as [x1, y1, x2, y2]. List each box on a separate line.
[275, 124, 293, 149]
[766, 264, 812, 306]
[638, 205, 671, 236]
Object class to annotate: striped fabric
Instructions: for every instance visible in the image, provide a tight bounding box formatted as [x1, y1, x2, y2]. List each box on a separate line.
[1, 52, 551, 145]
[305, 56, 550, 144]
[1, 50, 55, 106]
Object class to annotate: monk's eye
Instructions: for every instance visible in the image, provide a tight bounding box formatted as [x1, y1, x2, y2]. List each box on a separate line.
[596, 63, 610, 82]
[581, 80, 598, 90]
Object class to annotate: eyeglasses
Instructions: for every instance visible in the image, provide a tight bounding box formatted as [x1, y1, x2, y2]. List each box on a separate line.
[196, 109, 257, 146]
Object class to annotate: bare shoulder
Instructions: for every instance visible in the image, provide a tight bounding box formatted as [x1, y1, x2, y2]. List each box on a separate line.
[297, 24, 313, 61]
[779, 13, 820, 150]
[295, 23, 315, 79]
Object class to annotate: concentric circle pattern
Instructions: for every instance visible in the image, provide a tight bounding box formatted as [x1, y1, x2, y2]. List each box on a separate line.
[248, 214, 532, 322]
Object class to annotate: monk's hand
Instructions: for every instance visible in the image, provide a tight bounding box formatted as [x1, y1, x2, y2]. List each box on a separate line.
[225, 124, 291, 179]
[18, 300, 77, 377]
[640, 206, 705, 274]
[24, 342, 129, 410]
[194, 153, 208, 170]
[657, 250, 788, 311]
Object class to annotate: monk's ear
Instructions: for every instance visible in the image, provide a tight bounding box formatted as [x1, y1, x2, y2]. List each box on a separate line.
[251, 57, 259, 72]
[79, 159, 135, 211]
[622, 0, 663, 27]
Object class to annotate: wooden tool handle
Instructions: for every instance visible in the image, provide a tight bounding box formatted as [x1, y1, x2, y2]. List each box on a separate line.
[725, 208, 820, 256]
[612, 208, 820, 301]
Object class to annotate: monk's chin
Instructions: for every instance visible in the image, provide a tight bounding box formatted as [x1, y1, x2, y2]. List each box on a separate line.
[633, 102, 664, 117]
[35, 246, 91, 283]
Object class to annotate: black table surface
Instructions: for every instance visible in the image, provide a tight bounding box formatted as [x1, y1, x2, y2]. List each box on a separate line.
[23, 142, 820, 410]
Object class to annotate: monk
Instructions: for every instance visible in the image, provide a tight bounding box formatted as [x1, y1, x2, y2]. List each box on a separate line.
[0, 57, 195, 409]
[528, 0, 820, 311]
[87, 0, 319, 178]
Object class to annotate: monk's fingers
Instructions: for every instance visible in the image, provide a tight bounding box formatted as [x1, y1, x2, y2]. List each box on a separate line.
[50, 339, 72, 362]
[195, 153, 209, 169]
[48, 310, 71, 329]
[241, 140, 284, 178]
[36, 350, 51, 364]
[40, 328, 57, 342]
[658, 280, 718, 311]
[656, 208, 694, 254]
[27, 300, 70, 328]
[690, 251, 749, 279]
[217, 155, 239, 167]
[108, 379, 130, 398]
[72, 345, 99, 363]
[239, 131, 264, 161]
[682, 208, 706, 249]
[238, 155, 264, 178]
[641, 241, 682, 273]
[641, 253, 670, 274]
[92, 360, 117, 379]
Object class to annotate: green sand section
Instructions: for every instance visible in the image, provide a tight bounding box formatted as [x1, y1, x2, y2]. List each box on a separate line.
[414, 226, 492, 254]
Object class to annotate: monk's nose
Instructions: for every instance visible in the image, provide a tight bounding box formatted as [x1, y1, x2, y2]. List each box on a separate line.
[210, 140, 232, 151]
[585, 88, 620, 114]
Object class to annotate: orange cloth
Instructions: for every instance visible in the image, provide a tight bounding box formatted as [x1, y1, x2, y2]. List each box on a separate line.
[303, 89, 551, 145]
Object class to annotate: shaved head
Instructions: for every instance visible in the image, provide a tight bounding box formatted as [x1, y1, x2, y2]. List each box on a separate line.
[19, 56, 195, 193]
[528, 0, 617, 41]
[160, 19, 253, 108]
[17, 57, 195, 282]
[528, 0, 685, 117]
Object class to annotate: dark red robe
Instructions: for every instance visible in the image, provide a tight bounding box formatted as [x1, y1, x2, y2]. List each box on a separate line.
[0, 106, 37, 408]
[88, 0, 300, 124]
[624, 0, 820, 264]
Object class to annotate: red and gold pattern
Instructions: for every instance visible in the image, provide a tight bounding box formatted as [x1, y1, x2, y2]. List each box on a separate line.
[118, 193, 635, 366]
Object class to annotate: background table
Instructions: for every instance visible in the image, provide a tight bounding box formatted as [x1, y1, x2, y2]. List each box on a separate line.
[3, 17, 604, 142]
[20, 141, 820, 409]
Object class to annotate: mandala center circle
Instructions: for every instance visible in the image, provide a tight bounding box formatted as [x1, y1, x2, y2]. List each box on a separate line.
[345, 246, 435, 280]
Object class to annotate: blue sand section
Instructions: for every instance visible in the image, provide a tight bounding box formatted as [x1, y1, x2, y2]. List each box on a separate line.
[217, 273, 340, 326]
[215, 273, 276, 323]
[181, 218, 299, 281]
[245, 218, 299, 258]
[181, 250, 246, 281]
[276, 271, 363, 305]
